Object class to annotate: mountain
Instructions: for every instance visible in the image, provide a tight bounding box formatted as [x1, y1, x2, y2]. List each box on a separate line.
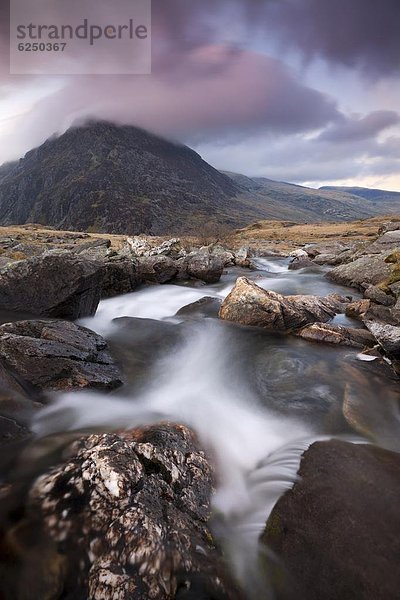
[0, 121, 399, 235]
[0, 121, 256, 235]
[225, 174, 384, 222]
[320, 186, 400, 213]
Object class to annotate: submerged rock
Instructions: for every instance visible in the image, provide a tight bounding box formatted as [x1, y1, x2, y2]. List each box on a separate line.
[0, 320, 123, 393]
[15, 424, 243, 600]
[0, 252, 105, 319]
[219, 277, 342, 331]
[261, 439, 400, 600]
[296, 323, 375, 348]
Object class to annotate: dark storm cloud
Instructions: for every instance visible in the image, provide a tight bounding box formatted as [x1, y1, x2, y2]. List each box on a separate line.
[318, 110, 400, 143]
[264, 0, 400, 76]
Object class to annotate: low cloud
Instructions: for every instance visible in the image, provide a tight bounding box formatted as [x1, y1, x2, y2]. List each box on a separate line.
[318, 110, 400, 143]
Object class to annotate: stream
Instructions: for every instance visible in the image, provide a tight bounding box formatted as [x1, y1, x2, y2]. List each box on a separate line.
[24, 258, 400, 597]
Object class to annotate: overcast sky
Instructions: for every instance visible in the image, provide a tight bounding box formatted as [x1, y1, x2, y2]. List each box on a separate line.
[1, 0, 399, 190]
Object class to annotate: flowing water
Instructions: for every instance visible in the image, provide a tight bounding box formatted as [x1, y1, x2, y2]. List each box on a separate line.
[8, 258, 400, 597]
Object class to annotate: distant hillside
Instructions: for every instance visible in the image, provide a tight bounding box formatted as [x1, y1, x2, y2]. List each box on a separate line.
[225, 173, 385, 222]
[0, 121, 398, 235]
[321, 186, 400, 212]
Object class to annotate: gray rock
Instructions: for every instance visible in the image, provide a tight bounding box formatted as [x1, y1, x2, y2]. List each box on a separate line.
[364, 230, 400, 253]
[0, 252, 105, 319]
[364, 285, 395, 306]
[0, 320, 123, 393]
[136, 255, 179, 284]
[364, 321, 400, 358]
[378, 221, 400, 235]
[327, 254, 392, 289]
[101, 256, 141, 298]
[296, 323, 376, 348]
[178, 251, 224, 284]
[288, 257, 314, 270]
[16, 424, 244, 600]
[219, 277, 341, 331]
[261, 440, 400, 600]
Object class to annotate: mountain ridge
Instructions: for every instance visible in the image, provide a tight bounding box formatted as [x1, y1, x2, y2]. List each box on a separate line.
[0, 121, 399, 234]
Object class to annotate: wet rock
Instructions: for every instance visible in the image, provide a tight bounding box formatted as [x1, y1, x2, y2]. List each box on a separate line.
[363, 285, 395, 306]
[0, 252, 105, 319]
[327, 254, 392, 289]
[342, 361, 400, 451]
[345, 299, 371, 320]
[178, 252, 224, 284]
[101, 256, 141, 298]
[0, 320, 123, 393]
[261, 439, 400, 600]
[364, 321, 400, 358]
[21, 424, 243, 600]
[108, 317, 181, 389]
[296, 323, 375, 348]
[219, 277, 341, 332]
[234, 246, 251, 268]
[363, 304, 400, 326]
[136, 256, 179, 284]
[288, 257, 314, 270]
[176, 296, 222, 319]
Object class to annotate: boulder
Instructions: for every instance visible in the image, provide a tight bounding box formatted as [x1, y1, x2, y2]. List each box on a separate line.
[327, 253, 392, 289]
[219, 277, 341, 331]
[261, 440, 400, 600]
[362, 230, 400, 254]
[0, 320, 123, 393]
[178, 252, 225, 284]
[288, 257, 314, 270]
[296, 323, 376, 348]
[7, 424, 244, 600]
[364, 321, 400, 358]
[363, 285, 395, 306]
[234, 246, 251, 268]
[136, 255, 178, 284]
[378, 221, 400, 235]
[101, 256, 141, 298]
[176, 296, 222, 319]
[345, 299, 371, 320]
[0, 252, 105, 319]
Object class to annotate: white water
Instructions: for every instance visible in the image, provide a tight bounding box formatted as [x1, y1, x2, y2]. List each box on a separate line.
[32, 258, 368, 596]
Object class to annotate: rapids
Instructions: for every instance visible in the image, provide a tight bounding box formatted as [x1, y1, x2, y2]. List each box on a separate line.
[29, 258, 400, 597]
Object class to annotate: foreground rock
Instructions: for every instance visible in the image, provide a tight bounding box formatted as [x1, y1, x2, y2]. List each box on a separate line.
[5, 424, 243, 599]
[0, 320, 123, 393]
[0, 252, 105, 319]
[364, 321, 400, 359]
[219, 277, 344, 331]
[262, 440, 400, 600]
[296, 323, 376, 348]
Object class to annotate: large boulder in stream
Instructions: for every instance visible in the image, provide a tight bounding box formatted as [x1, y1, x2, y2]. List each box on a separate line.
[3, 424, 243, 599]
[219, 277, 343, 332]
[178, 251, 225, 284]
[364, 321, 400, 359]
[0, 252, 105, 319]
[327, 254, 392, 289]
[0, 320, 123, 394]
[261, 440, 400, 600]
[136, 255, 179, 284]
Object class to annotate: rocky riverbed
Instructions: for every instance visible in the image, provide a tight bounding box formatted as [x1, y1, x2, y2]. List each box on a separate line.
[0, 220, 399, 599]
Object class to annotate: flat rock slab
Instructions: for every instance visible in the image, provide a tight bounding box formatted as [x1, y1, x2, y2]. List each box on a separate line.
[10, 424, 244, 600]
[296, 322, 376, 348]
[262, 440, 400, 600]
[219, 277, 342, 331]
[0, 320, 123, 393]
[0, 252, 105, 319]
